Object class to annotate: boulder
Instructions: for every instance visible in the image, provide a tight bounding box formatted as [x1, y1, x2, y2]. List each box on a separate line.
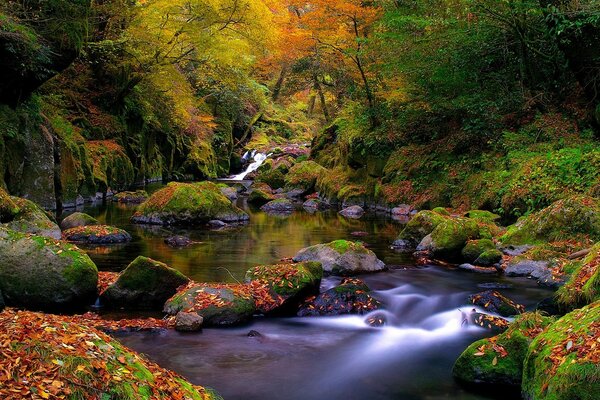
[113, 190, 148, 204]
[248, 184, 276, 206]
[303, 198, 329, 211]
[297, 278, 381, 316]
[255, 169, 286, 189]
[392, 204, 413, 216]
[464, 210, 501, 223]
[469, 290, 524, 317]
[261, 199, 295, 214]
[60, 212, 99, 230]
[0, 228, 98, 311]
[500, 196, 600, 245]
[556, 243, 600, 309]
[132, 182, 249, 225]
[62, 225, 132, 245]
[458, 263, 498, 274]
[207, 220, 227, 229]
[293, 240, 386, 276]
[523, 302, 600, 400]
[417, 217, 481, 260]
[454, 313, 554, 388]
[218, 185, 238, 202]
[100, 256, 189, 310]
[505, 260, 550, 278]
[284, 161, 326, 193]
[164, 235, 193, 248]
[462, 239, 497, 263]
[245, 261, 322, 314]
[175, 311, 203, 332]
[3, 197, 61, 239]
[0, 187, 19, 222]
[164, 284, 256, 326]
[394, 210, 449, 247]
[339, 205, 365, 219]
[475, 249, 503, 266]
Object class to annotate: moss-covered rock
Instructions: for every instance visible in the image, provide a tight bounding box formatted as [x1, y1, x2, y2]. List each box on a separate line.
[255, 169, 286, 189]
[245, 261, 322, 314]
[62, 225, 132, 245]
[522, 302, 600, 400]
[261, 198, 295, 213]
[469, 290, 525, 317]
[462, 239, 497, 263]
[284, 160, 326, 193]
[248, 183, 276, 206]
[418, 217, 481, 259]
[297, 278, 381, 316]
[475, 249, 504, 266]
[432, 207, 451, 216]
[164, 283, 256, 326]
[0, 187, 19, 222]
[0, 309, 222, 399]
[454, 313, 554, 388]
[501, 196, 600, 245]
[132, 182, 248, 225]
[0, 228, 98, 311]
[114, 190, 149, 204]
[395, 210, 449, 246]
[464, 210, 501, 223]
[293, 240, 386, 275]
[101, 256, 189, 310]
[557, 243, 600, 309]
[60, 212, 99, 230]
[3, 196, 61, 239]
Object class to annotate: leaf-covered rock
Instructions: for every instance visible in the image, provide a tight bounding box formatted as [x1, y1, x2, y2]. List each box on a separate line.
[297, 278, 381, 316]
[113, 190, 149, 204]
[60, 212, 99, 230]
[293, 240, 386, 275]
[469, 290, 525, 317]
[101, 256, 189, 310]
[260, 198, 295, 213]
[557, 243, 600, 309]
[62, 225, 132, 244]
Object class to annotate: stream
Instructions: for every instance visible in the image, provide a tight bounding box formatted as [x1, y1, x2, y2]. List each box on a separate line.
[66, 182, 553, 400]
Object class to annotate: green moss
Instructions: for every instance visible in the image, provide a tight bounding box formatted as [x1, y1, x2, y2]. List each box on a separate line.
[462, 239, 496, 263]
[327, 240, 369, 255]
[522, 302, 600, 400]
[432, 207, 450, 216]
[285, 161, 326, 192]
[427, 218, 481, 259]
[475, 249, 503, 266]
[465, 210, 501, 223]
[397, 210, 449, 244]
[255, 169, 285, 189]
[557, 243, 600, 309]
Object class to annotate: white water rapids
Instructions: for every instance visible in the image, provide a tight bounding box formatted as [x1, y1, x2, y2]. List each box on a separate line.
[225, 150, 269, 180]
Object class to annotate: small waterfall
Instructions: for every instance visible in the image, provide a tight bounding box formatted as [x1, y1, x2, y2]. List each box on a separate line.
[226, 150, 269, 180]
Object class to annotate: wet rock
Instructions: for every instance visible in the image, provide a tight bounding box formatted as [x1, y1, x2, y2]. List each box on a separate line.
[113, 190, 148, 204]
[469, 290, 524, 317]
[394, 210, 449, 248]
[175, 311, 203, 332]
[62, 225, 132, 244]
[462, 239, 496, 263]
[500, 245, 533, 256]
[293, 240, 386, 276]
[297, 278, 381, 316]
[417, 218, 481, 260]
[474, 249, 503, 266]
[466, 311, 509, 333]
[392, 204, 413, 216]
[132, 182, 249, 226]
[365, 312, 387, 327]
[339, 205, 364, 219]
[248, 184, 275, 206]
[2, 196, 61, 239]
[477, 283, 514, 290]
[207, 220, 227, 228]
[245, 261, 322, 315]
[284, 188, 306, 200]
[261, 199, 295, 213]
[303, 198, 329, 210]
[101, 256, 189, 310]
[504, 260, 550, 277]
[247, 330, 262, 337]
[60, 212, 99, 230]
[458, 264, 498, 274]
[391, 239, 414, 252]
[219, 186, 238, 202]
[0, 228, 98, 311]
[164, 284, 256, 326]
[164, 235, 193, 247]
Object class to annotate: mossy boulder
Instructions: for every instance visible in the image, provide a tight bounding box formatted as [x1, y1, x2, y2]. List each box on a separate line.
[3, 197, 61, 239]
[462, 239, 497, 263]
[303, 198, 329, 211]
[284, 161, 326, 193]
[469, 290, 525, 317]
[255, 169, 286, 189]
[62, 225, 132, 245]
[60, 212, 99, 230]
[218, 185, 238, 202]
[113, 190, 149, 204]
[0, 228, 98, 311]
[297, 278, 381, 316]
[464, 210, 501, 223]
[248, 184, 276, 206]
[132, 182, 249, 226]
[261, 198, 295, 214]
[293, 240, 386, 276]
[432, 207, 451, 216]
[501, 196, 600, 245]
[164, 284, 256, 326]
[395, 210, 449, 247]
[522, 302, 600, 400]
[0, 309, 222, 399]
[0, 187, 19, 222]
[475, 249, 504, 266]
[418, 218, 481, 259]
[245, 261, 323, 314]
[101, 256, 189, 310]
[454, 313, 554, 388]
[557, 243, 600, 309]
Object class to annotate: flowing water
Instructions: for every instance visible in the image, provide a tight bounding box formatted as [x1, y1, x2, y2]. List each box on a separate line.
[67, 182, 553, 400]
[224, 151, 269, 181]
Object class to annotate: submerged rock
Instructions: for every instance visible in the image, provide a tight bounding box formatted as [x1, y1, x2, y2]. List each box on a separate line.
[522, 302, 600, 400]
[0, 228, 98, 311]
[293, 240, 386, 276]
[339, 205, 365, 219]
[297, 278, 381, 316]
[207, 220, 228, 229]
[164, 283, 256, 326]
[175, 311, 203, 332]
[60, 212, 99, 230]
[101, 256, 189, 310]
[164, 235, 193, 247]
[245, 261, 322, 314]
[469, 290, 524, 317]
[62, 225, 132, 245]
[261, 199, 295, 213]
[132, 182, 248, 226]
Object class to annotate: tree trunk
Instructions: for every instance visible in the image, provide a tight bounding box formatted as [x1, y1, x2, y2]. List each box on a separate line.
[272, 64, 288, 101]
[314, 76, 330, 122]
